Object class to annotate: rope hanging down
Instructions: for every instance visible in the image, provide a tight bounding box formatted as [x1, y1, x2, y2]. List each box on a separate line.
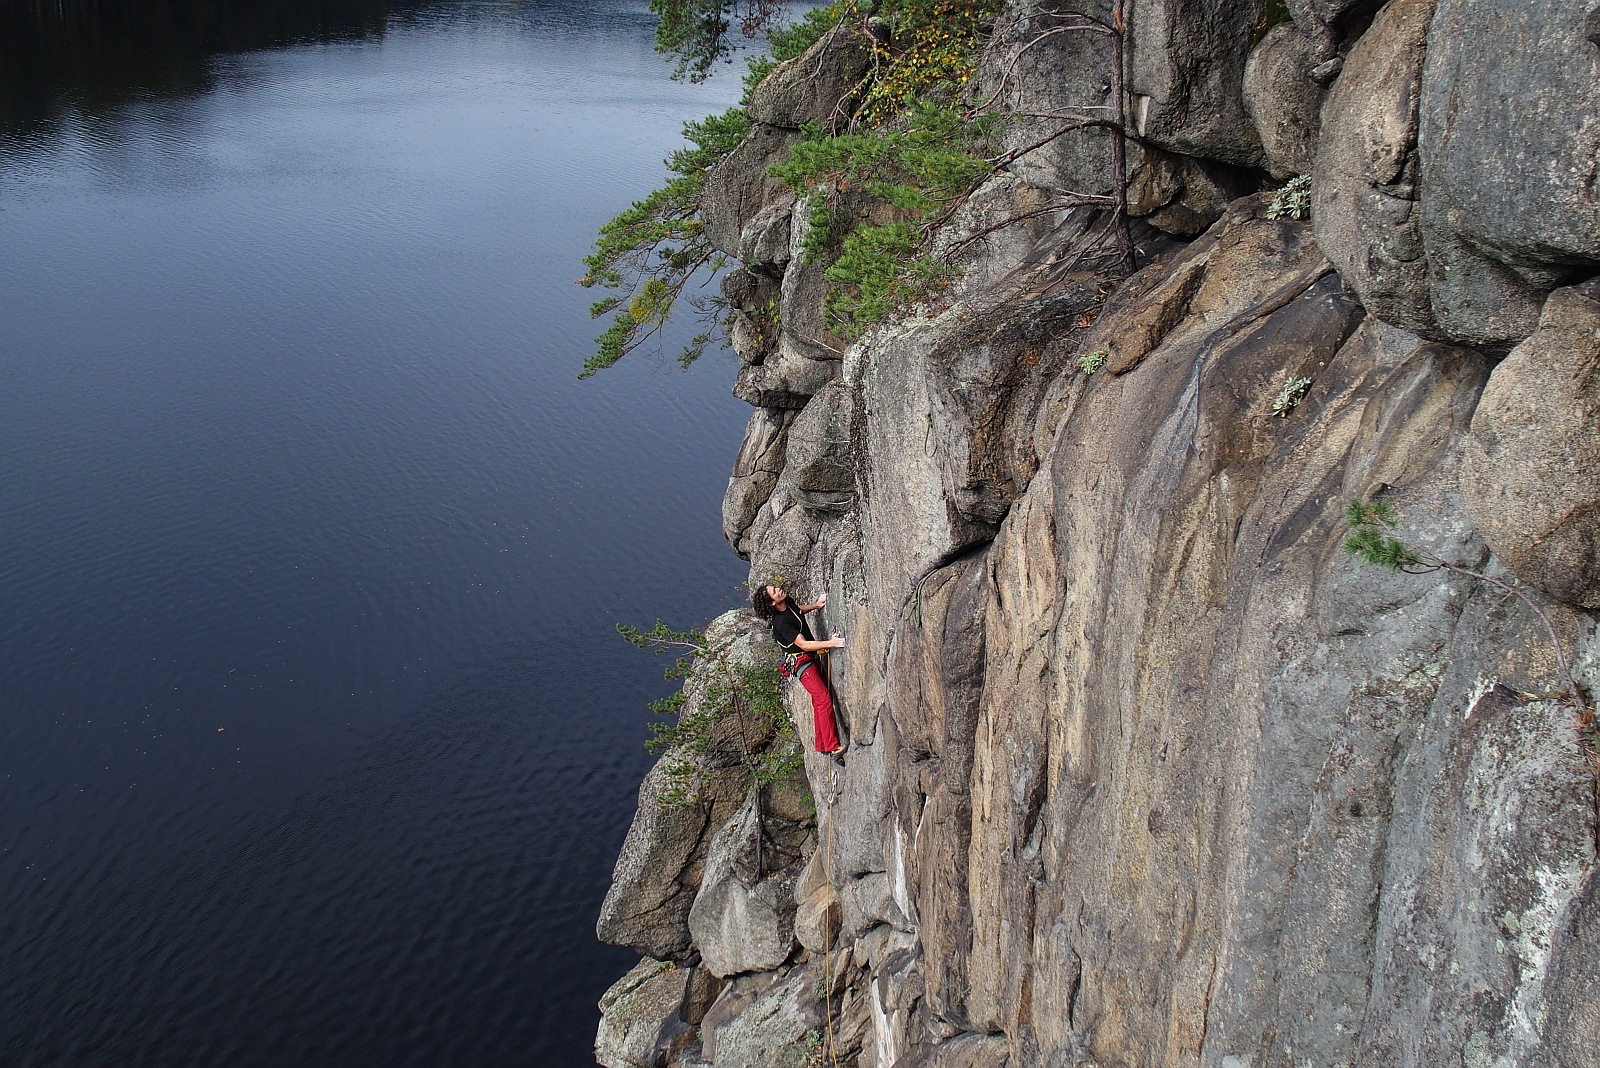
[822, 758, 840, 1068]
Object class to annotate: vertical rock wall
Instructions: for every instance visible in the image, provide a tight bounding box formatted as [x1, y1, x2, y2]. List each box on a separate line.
[597, 3, 1600, 1066]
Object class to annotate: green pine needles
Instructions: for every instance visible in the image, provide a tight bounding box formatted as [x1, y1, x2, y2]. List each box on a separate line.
[577, 108, 748, 378]
[618, 618, 804, 807]
[1342, 499, 1423, 570]
[579, 1, 1007, 373]
[771, 103, 997, 336]
[650, 0, 789, 82]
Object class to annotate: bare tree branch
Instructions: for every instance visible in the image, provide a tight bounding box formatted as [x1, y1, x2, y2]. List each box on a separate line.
[939, 195, 1112, 261]
[1108, 0, 1134, 274]
[967, 18, 1115, 118]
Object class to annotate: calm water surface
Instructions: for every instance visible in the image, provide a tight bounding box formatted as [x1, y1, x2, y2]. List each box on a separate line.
[0, 3, 749, 1064]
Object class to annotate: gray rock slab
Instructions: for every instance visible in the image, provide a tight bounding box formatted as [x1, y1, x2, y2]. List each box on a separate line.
[724, 407, 796, 556]
[746, 25, 874, 132]
[700, 963, 828, 1068]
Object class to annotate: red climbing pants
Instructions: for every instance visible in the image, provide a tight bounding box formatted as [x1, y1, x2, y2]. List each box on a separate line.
[796, 655, 841, 754]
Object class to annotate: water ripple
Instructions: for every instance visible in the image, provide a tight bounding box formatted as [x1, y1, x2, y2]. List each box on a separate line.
[0, 4, 749, 1066]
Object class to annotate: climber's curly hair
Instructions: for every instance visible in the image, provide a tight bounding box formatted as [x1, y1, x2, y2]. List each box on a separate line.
[751, 584, 783, 620]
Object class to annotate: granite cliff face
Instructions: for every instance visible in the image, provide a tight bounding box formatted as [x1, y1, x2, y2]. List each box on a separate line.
[596, 3, 1600, 1066]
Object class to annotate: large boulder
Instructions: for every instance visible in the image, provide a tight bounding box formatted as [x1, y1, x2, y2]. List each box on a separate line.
[1460, 282, 1600, 607]
[1243, 21, 1326, 178]
[840, 869, 913, 938]
[746, 25, 874, 132]
[595, 958, 695, 1068]
[596, 752, 733, 960]
[1121, 0, 1265, 167]
[776, 380, 856, 515]
[792, 849, 843, 954]
[733, 342, 839, 409]
[687, 790, 803, 979]
[702, 124, 801, 260]
[1317, 0, 1600, 350]
[850, 253, 1104, 624]
[977, 7, 1120, 205]
[1416, 0, 1600, 350]
[597, 615, 783, 959]
[737, 193, 795, 271]
[1312, 0, 1437, 337]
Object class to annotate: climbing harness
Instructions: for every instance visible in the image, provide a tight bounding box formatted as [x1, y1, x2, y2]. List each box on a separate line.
[779, 650, 812, 679]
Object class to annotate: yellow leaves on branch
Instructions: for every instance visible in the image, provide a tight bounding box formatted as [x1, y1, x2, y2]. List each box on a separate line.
[628, 278, 674, 329]
[857, 0, 1001, 126]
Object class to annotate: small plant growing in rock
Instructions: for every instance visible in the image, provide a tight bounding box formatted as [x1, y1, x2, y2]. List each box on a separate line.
[800, 1027, 826, 1068]
[1343, 499, 1598, 771]
[1272, 375, 1312, 416]
[1267, 174, 1312, 221]
[737, 295, 783, 364]
[1078, 348, 1109, 375]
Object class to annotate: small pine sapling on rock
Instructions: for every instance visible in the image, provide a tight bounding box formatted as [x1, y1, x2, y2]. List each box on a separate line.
[618, 616, 806, 873]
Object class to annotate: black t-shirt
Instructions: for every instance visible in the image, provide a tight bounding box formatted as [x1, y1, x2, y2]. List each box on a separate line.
[770, 605, 813, 653]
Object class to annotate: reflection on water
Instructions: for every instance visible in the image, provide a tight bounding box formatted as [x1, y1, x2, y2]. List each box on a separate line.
[0, 2, 747, 1066]
[0, 0, 659, 139]
[4, 0, 411, 136]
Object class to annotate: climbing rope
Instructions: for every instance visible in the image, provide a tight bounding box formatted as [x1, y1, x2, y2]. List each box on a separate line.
[810, 613, 844, 1066]
[822, 758, 840, 1068]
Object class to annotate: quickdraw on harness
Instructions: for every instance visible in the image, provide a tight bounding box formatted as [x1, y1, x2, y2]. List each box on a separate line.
[778, 650, 815, 679]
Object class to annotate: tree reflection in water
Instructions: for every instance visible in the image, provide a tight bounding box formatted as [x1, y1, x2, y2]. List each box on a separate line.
[0, 0, 611, 139]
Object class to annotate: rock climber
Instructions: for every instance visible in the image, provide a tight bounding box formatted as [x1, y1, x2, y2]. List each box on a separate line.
[752, 583, 845, 761]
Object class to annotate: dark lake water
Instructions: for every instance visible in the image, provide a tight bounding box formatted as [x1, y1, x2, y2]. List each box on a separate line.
[0, 3, 751, 1064]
